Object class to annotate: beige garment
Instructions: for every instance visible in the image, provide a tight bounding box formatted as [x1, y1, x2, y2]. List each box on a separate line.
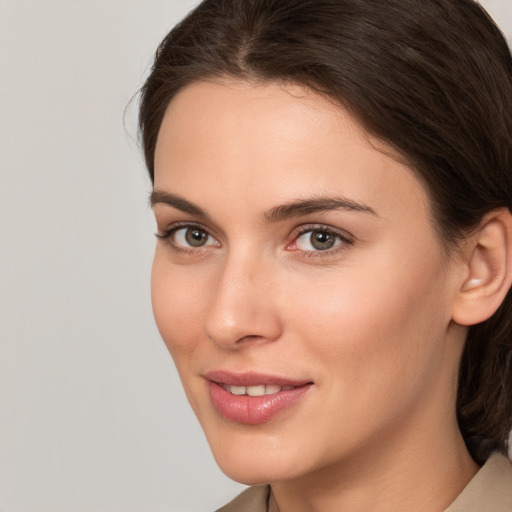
[215, 453, 512, 512]
[216, 485, 269, 512]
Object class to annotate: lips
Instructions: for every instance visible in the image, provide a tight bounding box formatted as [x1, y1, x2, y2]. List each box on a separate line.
[221, 384, 296, 396]
[205, 371, 313, 424]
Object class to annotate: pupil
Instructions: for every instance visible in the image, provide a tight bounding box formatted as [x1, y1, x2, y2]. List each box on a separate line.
[186, 228, 207, 247]
[311, 231, 335, 250]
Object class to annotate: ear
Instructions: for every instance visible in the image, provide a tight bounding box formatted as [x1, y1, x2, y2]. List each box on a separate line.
[452, 208, 512, 326]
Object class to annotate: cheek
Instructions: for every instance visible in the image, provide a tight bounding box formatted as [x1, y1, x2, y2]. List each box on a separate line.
[277, 263, 452, 457]
[150, 250, 208, 362]
[285, 247, 451, 396]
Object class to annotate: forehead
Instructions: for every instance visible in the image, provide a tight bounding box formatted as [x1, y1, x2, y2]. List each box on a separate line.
[156, 78, 379, 159]
[153, 79, 430, 225]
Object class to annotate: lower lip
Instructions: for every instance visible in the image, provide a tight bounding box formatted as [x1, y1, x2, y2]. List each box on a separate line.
[208, 381, 312, 425]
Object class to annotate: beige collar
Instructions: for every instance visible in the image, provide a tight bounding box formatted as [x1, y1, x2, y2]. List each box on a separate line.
[216, 484, 270, 512]
[445, 452, 512, 512]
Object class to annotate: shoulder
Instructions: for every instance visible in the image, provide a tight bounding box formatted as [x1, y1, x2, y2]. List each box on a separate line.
[215, 485, 270, 512]
[445, 452, 512, 512]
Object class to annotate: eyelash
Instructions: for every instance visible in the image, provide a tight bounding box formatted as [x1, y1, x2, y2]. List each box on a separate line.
[155, 222, 215, 256]
[155, 223, 354, 258]
[289, 224, 354, 258]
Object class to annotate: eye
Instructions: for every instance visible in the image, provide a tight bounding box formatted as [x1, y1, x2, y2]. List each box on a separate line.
[156, 224, 219, 251]
[174, 227, 214, 248]
[290, 226, 352, 254]
[296, 229, 341, 251]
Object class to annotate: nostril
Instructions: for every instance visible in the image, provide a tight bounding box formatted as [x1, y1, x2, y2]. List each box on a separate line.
[207, 333, 266, 347]
[239, 334, 261, 341]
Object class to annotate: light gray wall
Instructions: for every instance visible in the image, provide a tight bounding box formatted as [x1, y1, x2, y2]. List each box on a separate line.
[0, 1, 510, 511]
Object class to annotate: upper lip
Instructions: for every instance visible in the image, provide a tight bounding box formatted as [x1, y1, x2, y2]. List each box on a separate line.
[204, 370, 312, 387]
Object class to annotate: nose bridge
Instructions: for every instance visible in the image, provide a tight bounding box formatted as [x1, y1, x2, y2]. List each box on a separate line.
[203, 247, 282, 348]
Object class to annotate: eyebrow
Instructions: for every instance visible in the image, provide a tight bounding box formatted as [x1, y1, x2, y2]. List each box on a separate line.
[150, 190, 208, 217]
[263, 196, 378, 222]
[150, 189, 377, 221]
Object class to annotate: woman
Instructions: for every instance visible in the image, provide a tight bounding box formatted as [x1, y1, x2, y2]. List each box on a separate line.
[139, 0, 512, 510]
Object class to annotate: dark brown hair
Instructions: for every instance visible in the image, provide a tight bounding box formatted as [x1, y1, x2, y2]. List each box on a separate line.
[139, 0, 512, 463]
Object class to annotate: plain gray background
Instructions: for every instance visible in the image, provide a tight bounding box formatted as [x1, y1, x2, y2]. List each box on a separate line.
[1, 1, 511, 511]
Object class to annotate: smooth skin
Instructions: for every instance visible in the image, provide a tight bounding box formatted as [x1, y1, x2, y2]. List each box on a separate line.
[151, 79, 512, 512]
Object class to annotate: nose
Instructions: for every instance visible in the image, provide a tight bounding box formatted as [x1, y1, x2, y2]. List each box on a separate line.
[203, 252, 283, 349]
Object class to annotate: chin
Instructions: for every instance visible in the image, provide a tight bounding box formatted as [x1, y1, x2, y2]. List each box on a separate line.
[203, 425, 315, 485]
[218, 463, 276, 486]
[214, 453, 295, 486]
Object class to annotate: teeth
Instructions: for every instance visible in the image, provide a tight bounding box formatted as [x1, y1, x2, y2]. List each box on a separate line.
[247, 385, 266, 396]
[230, 385, 246, 395]
[222, 384, 295, 396]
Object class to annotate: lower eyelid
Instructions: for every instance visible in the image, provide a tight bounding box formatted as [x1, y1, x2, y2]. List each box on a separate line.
[295, 240, 352, 260]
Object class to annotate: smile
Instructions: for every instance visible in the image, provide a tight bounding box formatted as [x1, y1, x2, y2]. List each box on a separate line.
[205, 371, 313, 424]
[220, 384, 297, 396]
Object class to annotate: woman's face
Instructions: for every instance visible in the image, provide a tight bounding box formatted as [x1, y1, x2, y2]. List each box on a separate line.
[151, 80, 466, 484]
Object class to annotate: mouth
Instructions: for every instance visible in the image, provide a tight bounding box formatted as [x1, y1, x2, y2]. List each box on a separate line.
[204, 371, 313, 425]
[220, 384, 297, 396]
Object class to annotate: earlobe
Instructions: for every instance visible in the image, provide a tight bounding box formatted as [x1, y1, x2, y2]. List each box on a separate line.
[452, 208, 512, 326]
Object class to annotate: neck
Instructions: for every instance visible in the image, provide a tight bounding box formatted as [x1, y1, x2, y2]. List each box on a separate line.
[269, 412, 478, 512]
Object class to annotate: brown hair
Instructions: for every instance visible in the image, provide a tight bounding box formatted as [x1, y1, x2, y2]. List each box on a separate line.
[139, 0, 512, 463]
